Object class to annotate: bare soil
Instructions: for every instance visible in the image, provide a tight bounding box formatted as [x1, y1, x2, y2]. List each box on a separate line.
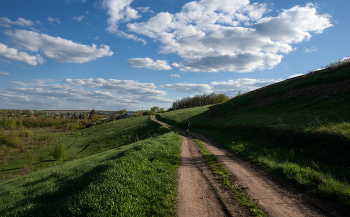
[153, 116, 338, 217]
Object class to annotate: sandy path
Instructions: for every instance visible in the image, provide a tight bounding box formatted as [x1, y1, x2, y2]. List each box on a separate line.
[153, 116, 332, 217]
[176, 136, 227, 217]
[192, 133, 331, 217]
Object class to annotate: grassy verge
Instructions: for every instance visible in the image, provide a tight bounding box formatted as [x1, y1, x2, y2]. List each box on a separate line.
[0, 127, 181, 217]
[194, 138, 266, 217]
[0, 116, 163, 181]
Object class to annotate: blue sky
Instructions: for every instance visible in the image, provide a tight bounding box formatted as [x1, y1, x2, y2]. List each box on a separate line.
[0, 0, 349, 111]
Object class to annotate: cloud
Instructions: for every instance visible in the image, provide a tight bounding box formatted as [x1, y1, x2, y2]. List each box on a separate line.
[128, 1, 332, 72]
[288, 74, 304, 78]
[5, 30, 113, 63]
[73, 15, 85, 22]
[342, 56, 350, 62]
[1, 78, 172, 110]
[127, 58, 171, 70]
[171, 74, 180, 77]
[162, 82, 212, 93]
[211, 78, 282, 95]
[101, 0, 145, 43]
[0, 71, 10, 75]
[47, 17, 60, 24]
[101, 0, 140, 33]
[0, 17, 34, 28]
[0, 58, 11, 64]
[303, 47, 316, 52]
[0, 42, 44, 65]
[137, 7, 154, 13]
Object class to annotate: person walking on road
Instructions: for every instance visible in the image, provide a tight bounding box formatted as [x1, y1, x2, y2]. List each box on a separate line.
[184, 120, 191, 135]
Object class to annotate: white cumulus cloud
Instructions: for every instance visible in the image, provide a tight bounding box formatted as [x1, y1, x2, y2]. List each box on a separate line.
[171, 74, 181, 77]
[5, 30, 113, 63]
[73, 15, 85, 22]
[127, 58, 171, 70]
[288, 74, 304, 78]
[0, 17, 34, 28]
[128, 1, 332, 73]
[162, 82, 212, 93]
[47, 17, 60, 24]
[0, 42, 44, 65]
[101, 0, 145, 43]
[1, 78, 173, 110]
[211, 78, 282, 95]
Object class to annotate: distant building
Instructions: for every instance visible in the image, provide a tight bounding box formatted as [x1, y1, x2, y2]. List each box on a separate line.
[117, 112, 134, 119]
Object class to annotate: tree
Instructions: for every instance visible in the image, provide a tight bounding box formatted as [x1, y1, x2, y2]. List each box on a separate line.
[52, 143, 67, 161]
[119, 109, 127, 115]
[150, 106, 159, 113]
[89, 109, 96, 119]
[24, 109, 34, 117]
[159, 108, 165, 113]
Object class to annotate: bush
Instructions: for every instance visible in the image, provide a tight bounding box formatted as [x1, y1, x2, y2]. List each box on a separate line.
[19, 129, 34, 138]
[143, 110, 154, 116]
[52, 143, 67, 161]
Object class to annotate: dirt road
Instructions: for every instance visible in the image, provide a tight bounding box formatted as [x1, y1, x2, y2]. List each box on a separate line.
[153, 116, 333, 217]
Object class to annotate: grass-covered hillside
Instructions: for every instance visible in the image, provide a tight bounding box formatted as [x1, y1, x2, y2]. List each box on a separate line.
[0, 116, 181, 216]
[1, 116, 169, 180]
[158, 62, 350, 208]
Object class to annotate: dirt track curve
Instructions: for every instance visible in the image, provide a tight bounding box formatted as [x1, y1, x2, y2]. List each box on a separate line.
[153, 116, 334, 217]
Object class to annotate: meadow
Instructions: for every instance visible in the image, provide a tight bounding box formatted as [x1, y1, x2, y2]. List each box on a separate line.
[158, 62, 350, 208]
[0, 116, 181, 216]
[0, 115, 167, 181]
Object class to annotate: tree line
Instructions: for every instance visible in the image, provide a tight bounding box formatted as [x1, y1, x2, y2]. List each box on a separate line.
[170, 93, 230, 111]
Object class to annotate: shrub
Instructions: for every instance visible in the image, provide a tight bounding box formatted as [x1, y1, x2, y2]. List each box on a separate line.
[8, 137, 24, 149]
[52, 143, 67, 161]
[19, 129, 34, 138]
[143, 110, 154, 116]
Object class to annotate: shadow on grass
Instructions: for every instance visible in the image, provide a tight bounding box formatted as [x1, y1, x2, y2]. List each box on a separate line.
[3, 164, 110, 217]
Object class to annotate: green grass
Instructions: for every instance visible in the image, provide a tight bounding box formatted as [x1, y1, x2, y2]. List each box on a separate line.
[0, 124, 181, 216]
[157, 63, 350, 209]
[194, 138, 266, 217]
[0, 116, 165, 180]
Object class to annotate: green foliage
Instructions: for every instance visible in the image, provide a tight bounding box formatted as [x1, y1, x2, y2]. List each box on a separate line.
[52, 143, 67, 161]
[119, 108, 128, 115]
[159, 108, 165, 113]
[171, 93, 230, 110]
[134, 111, 143, 117]
[150, 106, 159, 113]
[143, 110, 154, 116]
[23, 109, 34, 117]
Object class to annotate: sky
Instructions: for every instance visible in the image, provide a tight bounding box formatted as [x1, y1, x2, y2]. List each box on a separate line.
[0, 0, 349, 111]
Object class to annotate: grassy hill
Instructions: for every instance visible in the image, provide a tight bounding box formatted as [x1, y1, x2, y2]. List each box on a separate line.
[0, 116, 181, 216]
[158, 62, 350, 208]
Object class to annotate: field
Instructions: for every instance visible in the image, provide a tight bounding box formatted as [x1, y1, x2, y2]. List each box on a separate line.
[0, 116, 181, 216]
[158, 63, 350, 208]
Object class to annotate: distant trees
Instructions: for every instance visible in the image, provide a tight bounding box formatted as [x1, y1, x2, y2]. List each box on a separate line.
[170, 93, 230, 111]
[150, 106, 159, 113]
[143, 110, 154, 116]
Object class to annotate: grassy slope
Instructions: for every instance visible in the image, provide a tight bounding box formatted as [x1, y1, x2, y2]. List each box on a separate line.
[158, 63, 350, 208]
[1, 116, 167, 180]
[0, 116, 181, 216]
